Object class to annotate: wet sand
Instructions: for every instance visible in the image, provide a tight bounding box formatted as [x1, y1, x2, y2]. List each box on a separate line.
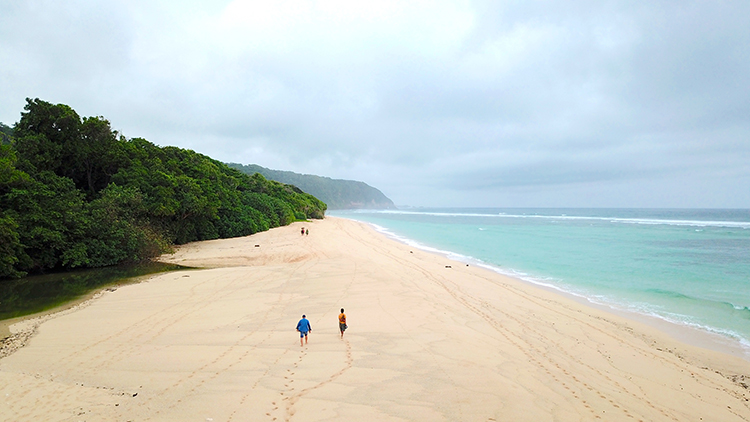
[1, 217, 748, 421]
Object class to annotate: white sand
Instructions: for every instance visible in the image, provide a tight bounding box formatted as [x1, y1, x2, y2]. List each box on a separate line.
[1, 217, 748, 421]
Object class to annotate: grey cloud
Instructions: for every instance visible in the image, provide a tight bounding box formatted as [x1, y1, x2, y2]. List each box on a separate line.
[1, 0, 748, 207]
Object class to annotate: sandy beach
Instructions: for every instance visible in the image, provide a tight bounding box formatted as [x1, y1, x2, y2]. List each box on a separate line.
[1, 216, 748, 421]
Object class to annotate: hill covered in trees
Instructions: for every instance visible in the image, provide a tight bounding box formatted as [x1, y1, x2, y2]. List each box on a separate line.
[0, 99, 326, 279]
[227, 163, 396, 210]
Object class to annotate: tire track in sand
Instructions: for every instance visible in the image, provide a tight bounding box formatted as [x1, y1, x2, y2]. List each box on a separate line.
[337, 220, 648, 421]
[143, 257, 318, 420]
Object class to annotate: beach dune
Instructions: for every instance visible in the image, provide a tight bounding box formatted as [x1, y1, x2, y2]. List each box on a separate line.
[1, 217, 748, 421]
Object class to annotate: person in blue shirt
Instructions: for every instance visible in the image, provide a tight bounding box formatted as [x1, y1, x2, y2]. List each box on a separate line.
[296, 315, 312, 346]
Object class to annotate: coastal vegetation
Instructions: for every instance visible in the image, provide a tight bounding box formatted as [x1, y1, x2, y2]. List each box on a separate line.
[227, 163, 396, 210]
[0, 98, 326, 280]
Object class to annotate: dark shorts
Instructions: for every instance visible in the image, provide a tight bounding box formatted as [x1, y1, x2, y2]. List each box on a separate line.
[300, 330, 309, 338]
[339, 323, 347, 331]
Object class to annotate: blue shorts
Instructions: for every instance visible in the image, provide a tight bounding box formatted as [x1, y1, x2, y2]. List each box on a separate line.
[299, 330, 309, 338]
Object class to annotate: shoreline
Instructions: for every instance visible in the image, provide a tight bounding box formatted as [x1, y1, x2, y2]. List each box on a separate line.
[1, 217, 748, 421]
[0, 287, 118, 342]
[4, 217, 746, 364]
[0, 270, 174, 360]
[0, 288, 114, 360]
[478, 260, 750, 362]
[356, 216, 750, 362]
[0, 266, 184, 343]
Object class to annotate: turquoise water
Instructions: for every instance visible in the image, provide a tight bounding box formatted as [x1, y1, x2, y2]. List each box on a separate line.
[330, 208, 750, 350]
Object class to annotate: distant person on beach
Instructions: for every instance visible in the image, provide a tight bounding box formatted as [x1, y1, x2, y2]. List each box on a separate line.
[306, 229, 309, 235]
[301, 227, 305, 235]
[338, 308, 347, 338]
[296, 315, 312, 346]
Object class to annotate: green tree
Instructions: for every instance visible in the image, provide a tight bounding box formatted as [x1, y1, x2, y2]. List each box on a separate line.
[4, 171, 89, 272]
[0, 122, 13, 145]
[0, 145, 30, 278]
[85, 184, 169, 266]
[71, 116, 121, 196]
[13, 98, 80, 175]
[1, 100, 327, 280]
[0, 213, 23, 278]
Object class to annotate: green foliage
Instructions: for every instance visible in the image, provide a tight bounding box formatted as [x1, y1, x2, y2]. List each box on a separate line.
[0, 145, 29, 278]
[227, 163, 395, 210]
[84, 184, 169, 266]
[0, 213, 24, 278]
[4, 171, 90, 272]
[0, 98, 326, 280]
[72, 116, 122, 195]
[13, 99, 79, 175]
[0, 122, 13, 145]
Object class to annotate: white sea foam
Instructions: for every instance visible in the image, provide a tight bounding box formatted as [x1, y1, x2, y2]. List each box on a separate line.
[365, 219, 603, 301]
[480, 261, 750, 355]
[338, 211, 750, 356]
[360, 209, 750, 229]
[368, 221, 474, 261]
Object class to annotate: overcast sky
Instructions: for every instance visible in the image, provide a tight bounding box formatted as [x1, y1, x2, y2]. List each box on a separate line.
[2, 1, 749, 208]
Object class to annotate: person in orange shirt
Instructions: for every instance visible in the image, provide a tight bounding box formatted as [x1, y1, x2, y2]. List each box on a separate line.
[338, 308, 347, 338]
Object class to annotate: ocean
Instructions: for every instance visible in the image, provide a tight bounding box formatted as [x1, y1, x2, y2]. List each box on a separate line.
[329, 208, 750, 354]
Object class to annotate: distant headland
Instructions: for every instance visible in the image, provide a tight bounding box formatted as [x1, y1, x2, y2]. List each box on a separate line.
[227, 163, 396, 210]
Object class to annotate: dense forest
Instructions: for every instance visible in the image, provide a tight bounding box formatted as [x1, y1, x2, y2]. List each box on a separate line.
[227, 163, 396, 210]
[0, 99, 326, 279]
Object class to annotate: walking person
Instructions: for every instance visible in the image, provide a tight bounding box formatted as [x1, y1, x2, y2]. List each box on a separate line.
[297, 315, 312, 346]
[338, 308, 347, 338]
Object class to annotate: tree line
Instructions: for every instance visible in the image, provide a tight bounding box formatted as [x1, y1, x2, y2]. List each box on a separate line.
[0, 98, 326, 279]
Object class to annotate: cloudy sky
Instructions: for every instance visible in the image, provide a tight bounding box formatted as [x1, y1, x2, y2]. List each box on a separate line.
[2, 1, 749, 208]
